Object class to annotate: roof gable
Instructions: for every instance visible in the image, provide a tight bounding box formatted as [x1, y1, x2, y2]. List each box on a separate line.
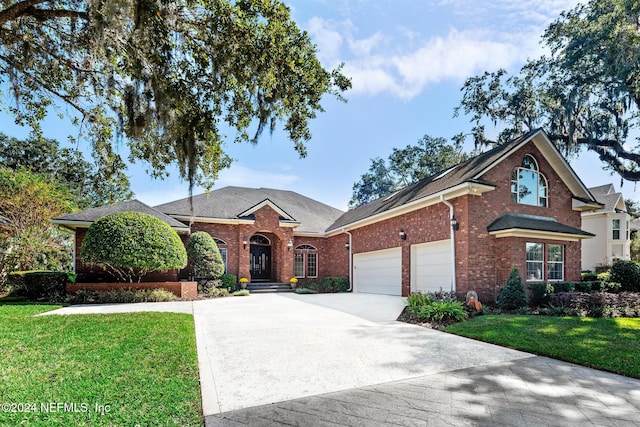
[328, 129, 598, 232]
[155, 187, 343, 233]
[586, 184, 628, 214]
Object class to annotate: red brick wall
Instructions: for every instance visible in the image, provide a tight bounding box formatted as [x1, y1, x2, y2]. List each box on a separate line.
[67, 281, 197, 298]
[343, 140, 584, 300]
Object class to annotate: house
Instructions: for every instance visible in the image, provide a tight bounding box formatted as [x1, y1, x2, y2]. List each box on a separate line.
[53, 129, 601, 301]
[581, 184, 631, 271]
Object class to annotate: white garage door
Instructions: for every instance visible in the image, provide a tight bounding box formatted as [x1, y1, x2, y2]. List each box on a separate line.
[411, 240, 453, 293]
[353, 247, 402, 295]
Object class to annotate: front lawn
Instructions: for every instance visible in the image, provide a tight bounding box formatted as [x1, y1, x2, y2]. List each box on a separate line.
[445, 315, 640, 378]
[0, 302, 202, 426]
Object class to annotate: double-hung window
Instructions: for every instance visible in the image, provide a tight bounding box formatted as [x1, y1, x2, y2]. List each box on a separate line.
[526, 242, 564, 281]
[511, 155, 548, 207]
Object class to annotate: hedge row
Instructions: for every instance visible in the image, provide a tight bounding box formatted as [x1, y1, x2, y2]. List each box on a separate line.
[549, 292, 640, 317]
[7, 271, 72, 302]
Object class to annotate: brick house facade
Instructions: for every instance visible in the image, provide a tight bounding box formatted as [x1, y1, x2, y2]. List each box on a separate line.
[53, 130, 600, 301]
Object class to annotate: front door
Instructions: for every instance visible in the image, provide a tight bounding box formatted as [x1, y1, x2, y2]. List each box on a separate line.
[250, 245, 271, 281]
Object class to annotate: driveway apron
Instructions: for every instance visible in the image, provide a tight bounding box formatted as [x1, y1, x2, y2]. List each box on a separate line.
[192, 293, 531, 415]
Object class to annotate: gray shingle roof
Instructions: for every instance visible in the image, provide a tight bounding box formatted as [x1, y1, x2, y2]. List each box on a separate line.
[327, 131, 539, 232]
[487, 213, 594, 237]
[52, 199, 190, 231]
[588, 185, 626, 213]
[154, 187, 344, 233]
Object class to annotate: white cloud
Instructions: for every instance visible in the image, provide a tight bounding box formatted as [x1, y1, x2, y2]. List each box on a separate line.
[339, 28, 527, 99]
[302, 0, 583, 100]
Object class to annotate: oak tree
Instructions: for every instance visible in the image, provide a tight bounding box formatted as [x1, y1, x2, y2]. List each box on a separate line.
[0, 0, 351, 193]
[349, 135, 470, 208]
[456, 0, 640, 181]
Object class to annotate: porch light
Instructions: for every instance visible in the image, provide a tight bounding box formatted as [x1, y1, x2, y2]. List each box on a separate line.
[345, 242, 350, 250]
[399, 229, 407, 240]
[451, 217, 459, 231]
[243, 235, 248, 249]
[287, 238, 293, 251]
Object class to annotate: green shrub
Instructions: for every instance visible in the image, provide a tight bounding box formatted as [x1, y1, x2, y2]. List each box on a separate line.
[66, 288, 176, 304]
[597, 271, 611, 282]
[581, 270, 598, 282]
[232, 290, 250, 296]
[416, 300, 467, 322]
[220, 274, 237, 291]
[551, 282, 575, 293]
[294, 287, 317, 294]
[186, 232, 224, 279]
[499, 268, 528, 310]
[7, 270, 69, 301]
[321, 276, 350, 292]
[207, 287, 229, 297]
[197, 279, 221, 294]
[610, 260, 640, 292]
[528, 282, 553, 307]
[80, 211, 187, 283]
[605, 281, 622, 293]
[407, 292, 435, 315]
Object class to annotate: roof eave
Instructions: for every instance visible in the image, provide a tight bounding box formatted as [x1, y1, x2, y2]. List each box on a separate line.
[325, 181, 495, 235]
[572, 198, 605, 212]
[50, 218, 191, 234]
[489, 228, 594, 242]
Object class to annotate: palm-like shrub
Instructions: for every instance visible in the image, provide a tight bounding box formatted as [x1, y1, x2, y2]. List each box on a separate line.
[80, 211, 187, 282]
[499, 267, 529, 309]
[186, 232, 224, 279]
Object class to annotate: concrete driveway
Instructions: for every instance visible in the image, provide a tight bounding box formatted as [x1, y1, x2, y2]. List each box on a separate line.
[42, 293, 640, 425]
[193, 293, 531, 416]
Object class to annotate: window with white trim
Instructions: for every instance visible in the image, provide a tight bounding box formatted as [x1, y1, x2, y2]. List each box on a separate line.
[294, 244, 318, 278]
[612, 219, 621, 240]
[511, 155, 548, 207]
[547, 244, 564, 281]
[213, 238, 228, 273]
[526, 242, 544, 281]
[526, 242, 565, 281]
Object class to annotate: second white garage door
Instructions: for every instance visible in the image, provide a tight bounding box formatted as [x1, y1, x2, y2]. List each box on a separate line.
[411, 239, 453, 293]
[353, 247, 402, 295]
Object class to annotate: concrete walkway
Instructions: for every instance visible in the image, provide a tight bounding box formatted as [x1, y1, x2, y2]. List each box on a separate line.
[43, 294, 640, 426]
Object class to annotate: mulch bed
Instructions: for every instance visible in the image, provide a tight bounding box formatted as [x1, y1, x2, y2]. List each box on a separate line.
[396, 306, 459, 330]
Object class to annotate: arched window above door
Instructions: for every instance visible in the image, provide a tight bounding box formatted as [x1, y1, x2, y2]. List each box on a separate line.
[250, 234, 270, 245]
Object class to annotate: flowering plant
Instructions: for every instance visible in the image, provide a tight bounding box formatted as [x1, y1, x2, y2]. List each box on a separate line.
[289, 278, 298, 283]
[239, 277, 249, 283]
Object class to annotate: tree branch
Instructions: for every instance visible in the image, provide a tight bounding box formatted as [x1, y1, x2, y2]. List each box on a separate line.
[0, 2, 88, 26]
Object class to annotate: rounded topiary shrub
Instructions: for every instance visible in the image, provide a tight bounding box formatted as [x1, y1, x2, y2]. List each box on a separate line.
[610, 260, 640, 292]
[186, 231, 224, 279]
[80, 211, 187, 283]
[499, 267, 529, 310]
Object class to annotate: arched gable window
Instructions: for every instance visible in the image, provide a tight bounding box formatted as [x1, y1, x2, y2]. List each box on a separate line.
[250, 234, 270, 245]
[213, 238, 228, 273]
[294, 244, 318, 278]
[511, 155, 548, 207]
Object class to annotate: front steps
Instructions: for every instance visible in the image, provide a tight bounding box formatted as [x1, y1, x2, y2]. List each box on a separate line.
[245, 282, 294, 293]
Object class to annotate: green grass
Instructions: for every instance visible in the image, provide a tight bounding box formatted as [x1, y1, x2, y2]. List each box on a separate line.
[445, 315, 640, 378]
[0, 301, 203, 426]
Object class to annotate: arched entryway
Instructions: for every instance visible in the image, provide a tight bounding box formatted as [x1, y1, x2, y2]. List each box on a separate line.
[249, 234, 271, 281]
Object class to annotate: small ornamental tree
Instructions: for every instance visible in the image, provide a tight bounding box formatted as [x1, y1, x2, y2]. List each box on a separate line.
[499, 267, 529, 310]
[187, 232, 224, 279]
[80, 211, 187, 283]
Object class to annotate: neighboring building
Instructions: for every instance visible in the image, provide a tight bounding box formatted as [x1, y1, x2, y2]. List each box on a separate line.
[53, 129, 600, 301]
[581, 184, 631, 271]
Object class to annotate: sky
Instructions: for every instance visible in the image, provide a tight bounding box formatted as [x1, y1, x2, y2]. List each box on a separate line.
[2, 0, 639, 211]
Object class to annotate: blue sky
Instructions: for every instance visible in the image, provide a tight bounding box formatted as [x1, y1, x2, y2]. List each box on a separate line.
[2, 0, 638, 210]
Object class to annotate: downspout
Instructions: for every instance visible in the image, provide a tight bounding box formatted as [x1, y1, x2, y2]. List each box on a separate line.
[440, 195, 457, 292]
[342, 228, 353, 292]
